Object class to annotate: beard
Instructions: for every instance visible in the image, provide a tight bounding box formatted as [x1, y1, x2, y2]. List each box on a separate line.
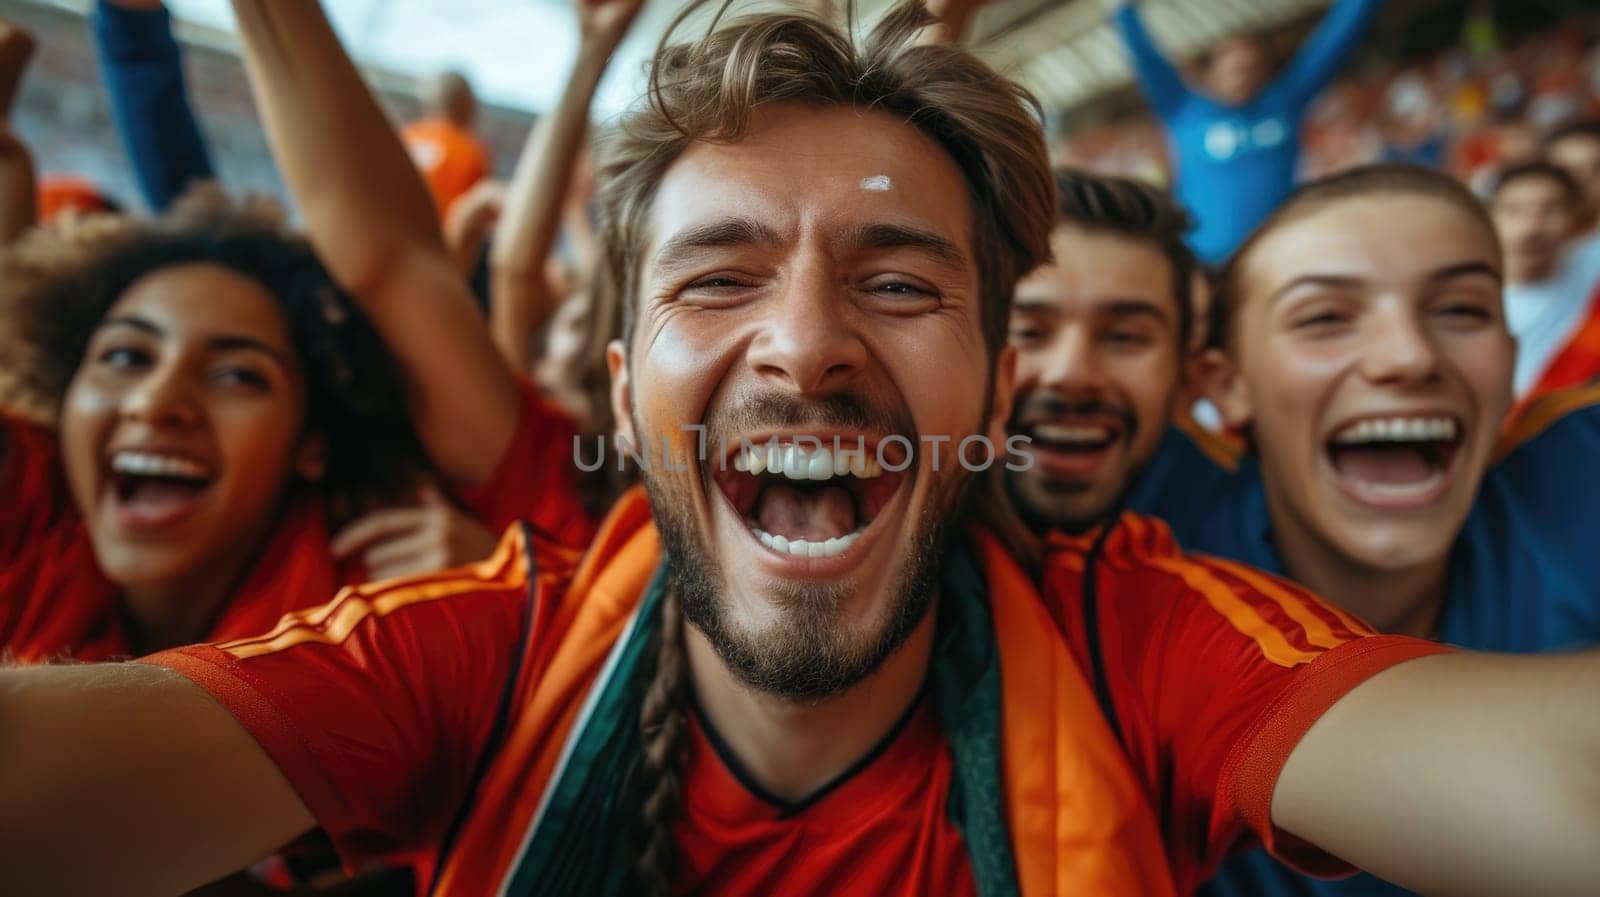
[638, 391, 976, 703]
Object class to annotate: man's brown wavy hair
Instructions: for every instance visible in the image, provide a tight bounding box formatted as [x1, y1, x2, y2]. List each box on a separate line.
[586, 2, 1057, 893]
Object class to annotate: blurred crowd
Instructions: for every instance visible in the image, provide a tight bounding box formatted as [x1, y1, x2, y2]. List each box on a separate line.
[4, 1, 1600, 896]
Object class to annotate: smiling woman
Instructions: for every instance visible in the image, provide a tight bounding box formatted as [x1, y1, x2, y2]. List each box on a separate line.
[1203, 164, 1512, 637]
[0, 187, 425, 658]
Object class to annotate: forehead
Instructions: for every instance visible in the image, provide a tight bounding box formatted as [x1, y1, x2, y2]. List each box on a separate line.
[1015, 227, 1177, 315]
[1493, 175, 1571, 208]
[1549, 133, 1600, 160]
[645, 104, 974, 262]
[1245, 195, 1501, 293]
[106, 262, 291, 346]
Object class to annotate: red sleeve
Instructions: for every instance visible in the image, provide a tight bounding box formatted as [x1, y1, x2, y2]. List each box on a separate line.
[138, 530, 535, 870]
[0, 412, 72, 556]
[452, 377, 596, 549]
[1049, 516, 1452, 892]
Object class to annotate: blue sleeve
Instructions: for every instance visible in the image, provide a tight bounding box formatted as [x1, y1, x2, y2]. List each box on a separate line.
[1269, 0, 1383, 110]
[91, 1, 215, 212]
[1112, 4, 1190, 120]
[1492, 401, 1600, 567]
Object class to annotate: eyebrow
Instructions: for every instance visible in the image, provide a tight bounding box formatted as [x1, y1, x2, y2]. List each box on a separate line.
[1101, 298, 1173, 323]
[1269, 260, 1503, 304]
[1010, 297, 1173, 322]
[100, 315, 295, 368]
[650, 217, 968, 275]
[836, 222, 967, 269]
[651, 217, 783, 274]
[1425, 261, 1502, 286]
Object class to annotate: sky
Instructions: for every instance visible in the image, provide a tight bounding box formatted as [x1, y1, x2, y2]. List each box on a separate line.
[164, 0, 658, 117]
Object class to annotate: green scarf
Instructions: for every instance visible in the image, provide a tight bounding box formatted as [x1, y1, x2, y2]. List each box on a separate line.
[501, 538, 1019, 896]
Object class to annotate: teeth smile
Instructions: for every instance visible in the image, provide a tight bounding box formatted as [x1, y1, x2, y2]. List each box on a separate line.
[751, 526, 863, 558]
[1331, 417, 1457, 445]
[730, 441, 885, 480]
[1034, 424, 1113, 444]
[109, 451, 211, 479]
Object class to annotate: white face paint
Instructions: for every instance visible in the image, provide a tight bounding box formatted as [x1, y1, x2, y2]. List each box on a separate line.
[860, 174, 892, 192]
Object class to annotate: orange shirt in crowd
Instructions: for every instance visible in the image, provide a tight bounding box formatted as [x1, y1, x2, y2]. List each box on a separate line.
[402, 118, 491, 218]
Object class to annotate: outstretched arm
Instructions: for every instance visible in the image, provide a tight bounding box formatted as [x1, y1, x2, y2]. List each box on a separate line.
[93, 0, 216, 211]
[1109, 0, 1189, 119]
[1270, 0, 1382, 109]
[1277, 650, 1600, 895]
[0, 664, 313, 897]
[228, 0, 520, 486]
[490, 0, 641, 375]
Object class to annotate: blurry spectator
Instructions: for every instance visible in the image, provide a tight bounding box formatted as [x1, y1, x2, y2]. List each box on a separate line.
[1378, 72, 1447, 167]
[1546, 119, 1600, 233]
[36, 174, 119, 224]
[401, 71, 492, 221]
[91, 0, 215, 213]
[1489, 162, 1600, 401]
[1111, 0, 1381, 265]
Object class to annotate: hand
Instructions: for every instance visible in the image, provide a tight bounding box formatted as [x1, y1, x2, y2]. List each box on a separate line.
[443, 178, 505, 273]
[576, 0, 644, 53]
[915, 0, 994, 46]
[331, 484, 501, 581]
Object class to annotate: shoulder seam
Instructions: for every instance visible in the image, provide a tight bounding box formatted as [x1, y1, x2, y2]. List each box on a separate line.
[217, 530, 530, 659]
[1496, 382, 1600, 461]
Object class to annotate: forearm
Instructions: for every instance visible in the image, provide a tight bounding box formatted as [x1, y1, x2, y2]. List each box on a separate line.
[1276, 651, 1600, 896]
[0, 128, 35, 242]
[1277, 0, 1382, 102]
[490, 45, 609, 373]
[1110, 1, 1186, 116]
[0, 663, 314, 897]
[228, 0, 444, 300]
[94, 0, 215, 210]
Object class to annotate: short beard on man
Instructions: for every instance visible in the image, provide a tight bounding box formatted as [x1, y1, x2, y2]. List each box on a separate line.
[637, 391, 977, 703]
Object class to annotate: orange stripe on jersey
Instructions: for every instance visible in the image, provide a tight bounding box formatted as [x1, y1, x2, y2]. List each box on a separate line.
[220, 530, 523, 652]
[1143, 554, 1322, 667]
[218, 528, 528, 660]
[1174, 405, 1243, 473]
[1202, 557, 1374, 645]
[1496, 381, 1600, 460]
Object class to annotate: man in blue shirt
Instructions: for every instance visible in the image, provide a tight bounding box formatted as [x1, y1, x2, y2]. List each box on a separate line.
[1112, 0, 1382, 264]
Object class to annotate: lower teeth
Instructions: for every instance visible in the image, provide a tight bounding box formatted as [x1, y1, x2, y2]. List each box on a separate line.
[752, 527, 863, 559]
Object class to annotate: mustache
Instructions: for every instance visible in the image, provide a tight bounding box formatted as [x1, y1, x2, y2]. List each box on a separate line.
[704, 389, 914, 446]
[1011, 394, 1137, 433]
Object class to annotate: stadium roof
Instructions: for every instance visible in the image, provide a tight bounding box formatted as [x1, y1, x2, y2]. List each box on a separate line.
[31, 0, 1338, 117]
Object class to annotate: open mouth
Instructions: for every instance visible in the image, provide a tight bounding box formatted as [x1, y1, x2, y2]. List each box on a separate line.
[1029, 422, 1119, 453]
[1325, 415, 1463, 508]
[711, 438, 906, 561]
[106, 450, 215, 528]
[1018, 419, 1124, 480]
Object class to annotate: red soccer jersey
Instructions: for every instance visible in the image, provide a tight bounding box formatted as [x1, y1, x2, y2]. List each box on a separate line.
[453, 377, 598, 550]
[147, 500, 1447, 894]
[675, 695, 976, 897]
[0, 412, 343, 662]
[4, 374, 593, 662]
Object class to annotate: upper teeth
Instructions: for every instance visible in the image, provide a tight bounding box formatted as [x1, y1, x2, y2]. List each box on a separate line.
[1332, 417, 1457, 445]
[1034, 424, 1112, 444]
[110, 452, 210, 479]
[731, 442, 885, 481]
